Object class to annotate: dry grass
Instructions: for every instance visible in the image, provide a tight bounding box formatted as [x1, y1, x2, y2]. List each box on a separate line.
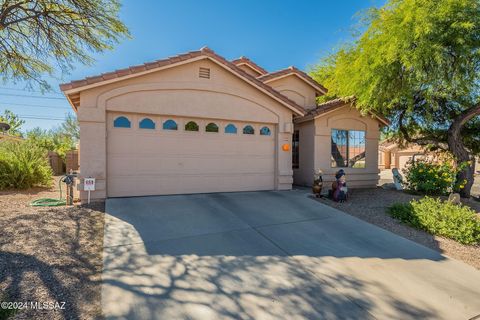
[0, 178, 105, 320]
[316, 188, 480, 270]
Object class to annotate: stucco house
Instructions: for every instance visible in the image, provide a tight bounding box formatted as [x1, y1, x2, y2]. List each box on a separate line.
[378, 141, 426, 172]
[60, 47, 388, 202]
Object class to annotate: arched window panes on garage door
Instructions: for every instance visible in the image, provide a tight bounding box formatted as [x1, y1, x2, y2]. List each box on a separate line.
[114, 116, 131, 128]
[185, 121, 199, 132]
[163, 119, 178, 130]
[243, 125, 255, 135]
[205, 122, 219, 133]
[139, 118, 155, 129]
[225, 124, 237, 134]
[260, 126, 271, 136]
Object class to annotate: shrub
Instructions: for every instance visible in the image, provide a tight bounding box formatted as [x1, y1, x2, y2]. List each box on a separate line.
[403, 159, 467, 195]
[388, 197, 480, 245]
[0, 140, 52, 190]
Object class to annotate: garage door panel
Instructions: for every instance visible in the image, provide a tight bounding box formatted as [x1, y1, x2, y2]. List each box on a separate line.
[108, 173, 275, 197]
[107, 155, 137, 174]
[107, 114, 276, 197]
[132, 155, 274, 175]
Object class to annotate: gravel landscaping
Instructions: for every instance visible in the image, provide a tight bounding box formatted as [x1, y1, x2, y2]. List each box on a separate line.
[0, 178, 105, 320]
[316, 187, 480, 270]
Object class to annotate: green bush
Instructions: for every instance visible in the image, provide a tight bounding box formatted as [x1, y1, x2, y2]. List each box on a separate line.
[403, 159, 467, 195]
[0, 140, 52, 190]
[388, 197, 480, 245]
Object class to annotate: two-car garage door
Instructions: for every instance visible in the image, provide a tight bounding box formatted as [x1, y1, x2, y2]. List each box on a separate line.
[107, 113, 275, 197]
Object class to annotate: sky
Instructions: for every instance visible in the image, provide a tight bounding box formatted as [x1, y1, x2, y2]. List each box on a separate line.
[0, 0, 385, 132]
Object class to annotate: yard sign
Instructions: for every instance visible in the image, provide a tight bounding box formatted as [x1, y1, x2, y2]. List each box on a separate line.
[84, 178, 95, 204]
[84, 178, 96, 191]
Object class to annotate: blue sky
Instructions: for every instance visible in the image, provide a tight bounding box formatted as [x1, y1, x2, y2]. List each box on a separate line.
[0, 0, 385, 132]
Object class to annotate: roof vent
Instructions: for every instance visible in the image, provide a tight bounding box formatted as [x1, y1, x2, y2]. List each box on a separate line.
[199, 67, 210, 79]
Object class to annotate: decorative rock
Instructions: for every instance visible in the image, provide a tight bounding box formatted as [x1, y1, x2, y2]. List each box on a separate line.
[448, 193, 461, 205]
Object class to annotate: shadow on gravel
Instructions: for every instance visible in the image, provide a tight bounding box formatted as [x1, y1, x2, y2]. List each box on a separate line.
[0, 203, 105, 320]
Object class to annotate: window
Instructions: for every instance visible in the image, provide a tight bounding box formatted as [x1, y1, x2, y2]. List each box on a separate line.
[113, 116, 131, 128]
[292, 130, 299, 169]
[205, 122, 219, 133]
[225, 124, 237, 134]
[185, 121, 199, 131]
[163, 119, 177, 130]
[139, 118, 155, 129]
[331, 129, 366, 168]
[260, 126, 271, 136]
[243, 125, 254, 135]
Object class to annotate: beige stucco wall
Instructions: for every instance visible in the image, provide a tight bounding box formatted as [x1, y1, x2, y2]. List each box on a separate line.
[294, 105, 381, 189]
[75, 58, 296, 201]
[265, 75, 318, 110]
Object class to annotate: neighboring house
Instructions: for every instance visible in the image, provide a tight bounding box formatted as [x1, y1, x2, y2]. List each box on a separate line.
[0, 133, 23, 142]
[379, 141, 426, 172]
[60, 47, 388, 202]
[379, 141, 480, 175]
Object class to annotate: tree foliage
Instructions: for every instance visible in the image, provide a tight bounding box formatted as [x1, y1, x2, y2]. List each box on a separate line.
[0, 0, 130, 90]
[60, 113, 79, 142]
[311, 0, 480, 197]
[0, 109, 24, 135]
[26, 126, 75, 159]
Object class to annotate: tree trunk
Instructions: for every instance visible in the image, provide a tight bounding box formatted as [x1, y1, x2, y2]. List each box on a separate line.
[447, 103, 480, 198]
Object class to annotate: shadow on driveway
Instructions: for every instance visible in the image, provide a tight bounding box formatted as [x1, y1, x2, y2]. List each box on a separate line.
[102, 191, 480, 320]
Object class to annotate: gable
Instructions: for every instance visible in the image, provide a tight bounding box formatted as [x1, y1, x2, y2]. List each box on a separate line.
[236, 63, 264, 77]
[264, 74, 318, 110]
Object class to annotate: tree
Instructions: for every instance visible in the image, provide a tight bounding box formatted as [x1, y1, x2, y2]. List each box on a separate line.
[0, 109, 24, 135]
[0, 0, 129, 90]
[26, 126, 75, 159]
[311, 0, 480, 197]
[59, 113, 79, 142]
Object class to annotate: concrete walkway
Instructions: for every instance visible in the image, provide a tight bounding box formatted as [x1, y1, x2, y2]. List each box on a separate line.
[103, 190, 480, 320]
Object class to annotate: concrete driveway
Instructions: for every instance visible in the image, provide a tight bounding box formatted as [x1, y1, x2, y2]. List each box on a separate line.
[103, 190, 480, 320]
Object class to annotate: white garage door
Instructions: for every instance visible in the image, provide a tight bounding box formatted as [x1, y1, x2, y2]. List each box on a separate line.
[398, 155, 413, 173]
[106, 113, 276, 197]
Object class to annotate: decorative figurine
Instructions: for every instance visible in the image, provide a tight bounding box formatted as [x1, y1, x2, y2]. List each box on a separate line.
[332, 169, 348, 202]
[312, 169, 323, 197]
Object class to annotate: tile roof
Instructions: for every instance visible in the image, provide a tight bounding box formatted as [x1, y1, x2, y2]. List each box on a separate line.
[295, 96, 390, 126]
[60, 47, 305, 115]
[231, 56, 268, 75]
[257, 66, 328, 94]
[59, 50, 205, 91]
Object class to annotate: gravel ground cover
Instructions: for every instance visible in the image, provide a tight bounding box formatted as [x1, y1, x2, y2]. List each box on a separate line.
[316, 187, 480, 270]
[0, 178, 105, 320]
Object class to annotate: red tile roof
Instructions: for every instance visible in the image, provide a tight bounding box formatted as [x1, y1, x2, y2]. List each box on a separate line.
[295, 97, 390, 126]
[257, 66, 328, 94]
[231, 56, 268, 75]
[60, 47, 305, 115]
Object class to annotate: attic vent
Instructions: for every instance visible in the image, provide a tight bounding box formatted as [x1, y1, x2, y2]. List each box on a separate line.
[199, 67, 210, 79]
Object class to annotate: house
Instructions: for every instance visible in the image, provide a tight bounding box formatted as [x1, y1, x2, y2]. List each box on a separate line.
[378, 141, 426, 172]
[60, 47, 388, 202]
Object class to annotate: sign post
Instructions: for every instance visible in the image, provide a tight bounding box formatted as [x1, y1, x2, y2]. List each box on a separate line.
[84, 178, 96, 204]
